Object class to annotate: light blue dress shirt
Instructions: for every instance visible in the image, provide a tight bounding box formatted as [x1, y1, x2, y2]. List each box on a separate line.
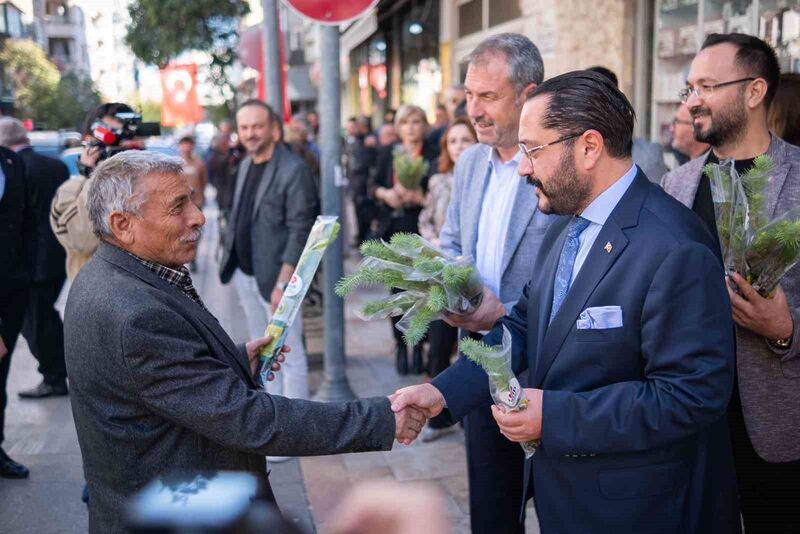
[571, 164, 638, 281]
[0, 162, 5, 202]
[475, 149, 523, 295]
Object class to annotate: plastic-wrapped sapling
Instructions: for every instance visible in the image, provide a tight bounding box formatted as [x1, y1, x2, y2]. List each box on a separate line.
[459, 326, 538, 458]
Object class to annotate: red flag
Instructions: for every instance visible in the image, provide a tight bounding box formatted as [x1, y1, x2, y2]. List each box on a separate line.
[160, 64, 203, 127]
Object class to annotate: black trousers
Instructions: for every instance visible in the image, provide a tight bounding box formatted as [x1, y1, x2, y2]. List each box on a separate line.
[21, 277, 67, 385]
[464, 403, 525, 534]
[729, 404, 800, 533]
[426, 320, 457, 429]
[0, 284, 29, 444]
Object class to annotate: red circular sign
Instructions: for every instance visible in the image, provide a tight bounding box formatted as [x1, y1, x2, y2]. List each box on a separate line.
[282, 0, 378, 24]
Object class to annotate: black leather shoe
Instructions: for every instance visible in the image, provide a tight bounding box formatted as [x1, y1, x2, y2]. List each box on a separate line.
[395, 345, 408, 375]
[412, 345, 424, 375]
[0, 448, 29, 479]
[18, 381, 69, 399]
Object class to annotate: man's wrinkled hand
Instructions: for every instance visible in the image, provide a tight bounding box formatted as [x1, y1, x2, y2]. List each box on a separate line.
[443, 286, 505, 332]
[392, 405, 426, 445]
[727, 273, 794, 341]
[0, 335, 7, 360]
[390, 383, 446, 419]
[492, 388, 543, 443]
[245, 335, 290, 377]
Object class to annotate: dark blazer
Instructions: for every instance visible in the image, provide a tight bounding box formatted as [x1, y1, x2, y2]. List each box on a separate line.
[0, 146, 36, 284]
[219, 143, 319, 299]
[433, 172, 740, 533]
[368, 141, 438, 240]
[17, 147, 68, 282]
[67, 243, 395, 534]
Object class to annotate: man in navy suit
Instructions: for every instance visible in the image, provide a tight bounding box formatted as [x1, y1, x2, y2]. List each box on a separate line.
[392, 71, 740, 533]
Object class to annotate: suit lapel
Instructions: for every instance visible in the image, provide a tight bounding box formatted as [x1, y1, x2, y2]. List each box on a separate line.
[464, 149, 492, 258]
[96, 245, 257, 387]
[533, 222, 629, 386]
[671, 156, 706, 209]
[532, 173, 648, 386]
[531, 226, 566, 382]
[500, 179, 538, 275]
[252, 146, 282, 222]
[765, 136, 791, 218]
[230, 157, 251, 220]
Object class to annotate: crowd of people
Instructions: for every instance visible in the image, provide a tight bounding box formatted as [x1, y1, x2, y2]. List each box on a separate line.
[0, 26, 799, 534]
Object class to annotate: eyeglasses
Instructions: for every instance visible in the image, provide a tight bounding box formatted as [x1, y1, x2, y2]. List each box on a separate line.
[671, 118, 693, 127]
[519, 133, 580, 165]
[678, 77, 755, 103]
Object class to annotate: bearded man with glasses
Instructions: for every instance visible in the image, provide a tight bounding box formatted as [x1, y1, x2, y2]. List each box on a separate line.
[662, 33, 800, 533]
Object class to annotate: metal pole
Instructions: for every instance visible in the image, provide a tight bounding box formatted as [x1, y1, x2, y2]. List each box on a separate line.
[315, 24, 355, 402]
[261, 0, 283, 112]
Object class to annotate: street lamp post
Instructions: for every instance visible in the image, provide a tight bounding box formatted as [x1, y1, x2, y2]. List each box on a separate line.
[314, 24, 355, 402]
[261, 0, 283, 113]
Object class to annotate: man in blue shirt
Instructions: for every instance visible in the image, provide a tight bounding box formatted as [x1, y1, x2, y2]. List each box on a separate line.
[392, 71, 740, 533]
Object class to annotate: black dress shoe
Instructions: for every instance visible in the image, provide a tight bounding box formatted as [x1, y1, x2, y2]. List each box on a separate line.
[395, 345, 408, 375]
[0, 448, 29, 479]
[18, 381, 69, 399]
[412, 345, 424, 375]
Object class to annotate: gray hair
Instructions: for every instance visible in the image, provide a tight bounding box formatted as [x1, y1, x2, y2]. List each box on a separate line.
[87, 150, 184, 238]
[465, 33, 544, 96]
[0, 117, 30, 147]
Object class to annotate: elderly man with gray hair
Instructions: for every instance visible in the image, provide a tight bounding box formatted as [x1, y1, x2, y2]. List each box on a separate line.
[65, 151, 425, 533]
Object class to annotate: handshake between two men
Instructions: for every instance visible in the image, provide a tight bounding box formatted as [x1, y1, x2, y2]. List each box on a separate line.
[387, 286, 542, 447]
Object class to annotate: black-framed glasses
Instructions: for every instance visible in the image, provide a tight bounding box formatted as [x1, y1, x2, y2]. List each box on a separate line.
[678, 77, 756, 103]
[519, 133, 580, 165]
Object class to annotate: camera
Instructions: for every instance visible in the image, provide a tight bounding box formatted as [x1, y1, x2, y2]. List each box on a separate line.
[88, 111, 162, 159]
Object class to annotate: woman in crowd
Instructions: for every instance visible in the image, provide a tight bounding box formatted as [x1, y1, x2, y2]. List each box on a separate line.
[417, 116, 477, 441]
[368, 104, 438, 375]
[768, 72, 800, 146]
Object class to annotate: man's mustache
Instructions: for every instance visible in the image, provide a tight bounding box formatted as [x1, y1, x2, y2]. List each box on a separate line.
[181, 227, 203, 243]
[689, 106, 711, 118]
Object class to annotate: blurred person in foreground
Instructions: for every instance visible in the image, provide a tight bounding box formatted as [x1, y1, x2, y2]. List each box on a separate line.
[50, 102, 136, 279]
[0, 118, 70, 399]
[0, 143, 36, 478]
[393, 70, 740, 533]
[662, 33, 800, 533]
[588, 66, 669, 183]
[330, 480, 448, 534]
[369, 104, 437, 376]
[768, 72, 800, 146]
[67, 150, 425, 533]
[417, 116, 477, 442]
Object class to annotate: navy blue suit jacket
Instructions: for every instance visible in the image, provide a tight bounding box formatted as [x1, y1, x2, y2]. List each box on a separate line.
[433, 171, 740, 533]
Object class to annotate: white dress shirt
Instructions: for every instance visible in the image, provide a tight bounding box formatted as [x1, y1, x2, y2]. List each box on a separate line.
[572, 164, 638, 281]
[475, 149, 523, 294]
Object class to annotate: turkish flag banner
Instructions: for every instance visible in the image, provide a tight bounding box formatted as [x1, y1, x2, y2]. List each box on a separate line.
[160, 63, 203, 127]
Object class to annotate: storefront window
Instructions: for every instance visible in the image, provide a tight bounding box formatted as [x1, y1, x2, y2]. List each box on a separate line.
[458, 0, 482, 37]
[399, 1, 442, 120]
[651, 0, 800, 143]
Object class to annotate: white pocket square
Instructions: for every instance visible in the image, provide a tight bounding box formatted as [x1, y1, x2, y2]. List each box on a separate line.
[576, 306, 623, 330]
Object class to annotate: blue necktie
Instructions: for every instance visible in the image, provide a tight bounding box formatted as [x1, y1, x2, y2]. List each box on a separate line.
[549, 216, 591, 324]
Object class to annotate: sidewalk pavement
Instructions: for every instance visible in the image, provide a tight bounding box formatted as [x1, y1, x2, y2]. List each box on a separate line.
[0, 204, 539, 533]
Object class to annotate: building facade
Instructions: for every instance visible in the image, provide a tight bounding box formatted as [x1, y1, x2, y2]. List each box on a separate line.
[341, 0, 800, 141]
